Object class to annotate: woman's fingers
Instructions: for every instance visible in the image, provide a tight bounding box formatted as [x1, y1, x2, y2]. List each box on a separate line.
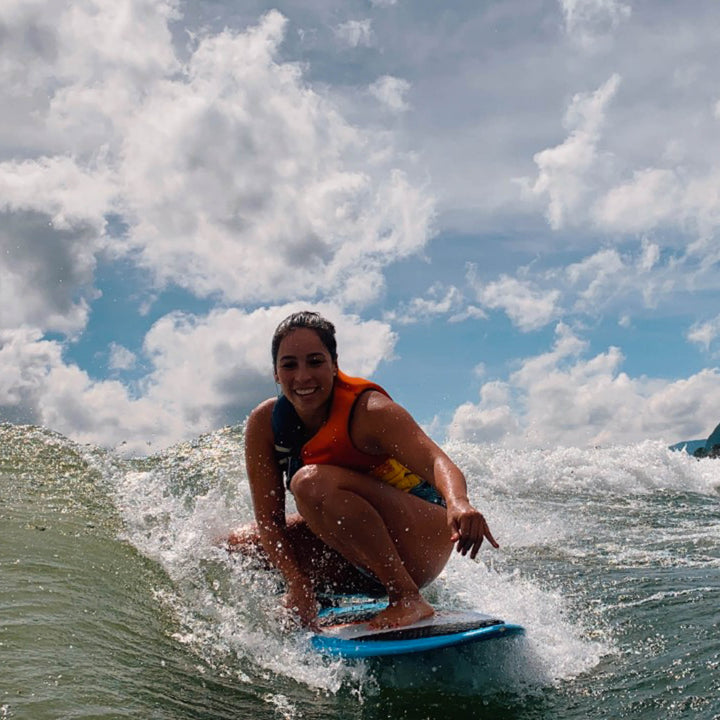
[452, 512, 500, 558]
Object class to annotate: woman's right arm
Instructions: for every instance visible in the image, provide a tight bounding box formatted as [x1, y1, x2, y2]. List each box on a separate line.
[244, 399, 317, 625]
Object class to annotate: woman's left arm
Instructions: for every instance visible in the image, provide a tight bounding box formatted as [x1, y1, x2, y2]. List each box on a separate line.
[352, 392, 499, 559]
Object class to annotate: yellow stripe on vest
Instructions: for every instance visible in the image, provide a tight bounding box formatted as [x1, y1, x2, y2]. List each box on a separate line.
[371, 457, 423, 492]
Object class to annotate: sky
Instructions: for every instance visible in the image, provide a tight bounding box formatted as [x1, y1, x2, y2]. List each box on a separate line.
[2, 0, 720, 455]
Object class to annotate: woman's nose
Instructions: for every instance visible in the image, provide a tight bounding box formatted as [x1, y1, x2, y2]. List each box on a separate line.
[296, 362, 312, 381]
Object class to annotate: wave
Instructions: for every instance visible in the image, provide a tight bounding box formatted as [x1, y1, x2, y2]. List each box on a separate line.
[2, 421, 719, 714]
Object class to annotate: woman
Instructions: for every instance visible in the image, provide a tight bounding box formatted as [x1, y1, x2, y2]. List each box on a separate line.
[234, 311, 498, 630]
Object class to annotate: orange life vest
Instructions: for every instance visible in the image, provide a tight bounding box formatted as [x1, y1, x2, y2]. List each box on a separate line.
[300, 370, 388, 471]
[272, 370, 423, 492]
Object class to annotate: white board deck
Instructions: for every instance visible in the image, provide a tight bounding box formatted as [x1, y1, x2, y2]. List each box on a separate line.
[311, 600, 525, 658]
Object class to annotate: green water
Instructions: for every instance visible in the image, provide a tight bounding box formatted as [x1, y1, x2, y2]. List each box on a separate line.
[1, 424, 719, 719]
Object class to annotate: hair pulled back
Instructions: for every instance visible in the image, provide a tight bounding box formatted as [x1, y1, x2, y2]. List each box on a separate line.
[271, 311, 337, 368]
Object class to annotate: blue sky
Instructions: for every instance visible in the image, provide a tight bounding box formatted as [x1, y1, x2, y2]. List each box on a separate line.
[2, 0, 720, 454]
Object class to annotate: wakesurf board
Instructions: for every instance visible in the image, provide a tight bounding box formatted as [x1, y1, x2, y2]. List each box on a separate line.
[311, 599, 525, 658]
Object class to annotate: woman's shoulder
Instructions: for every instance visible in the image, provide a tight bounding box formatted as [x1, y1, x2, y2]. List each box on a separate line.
[350, 389, 403, 453]
[356, 388, 396, 414]
[353, 389, 422, 439]
[247, 397, 278, 430]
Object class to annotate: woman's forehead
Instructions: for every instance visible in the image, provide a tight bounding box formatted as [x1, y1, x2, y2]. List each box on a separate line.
[277, 328, 329, 356]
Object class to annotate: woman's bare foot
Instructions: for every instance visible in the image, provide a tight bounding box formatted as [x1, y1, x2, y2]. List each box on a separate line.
[225, 525, 259, 551]
[368, 593, 434, 630]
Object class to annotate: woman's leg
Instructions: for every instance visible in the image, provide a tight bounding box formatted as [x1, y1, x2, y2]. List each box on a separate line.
[289, 464, 453, 628]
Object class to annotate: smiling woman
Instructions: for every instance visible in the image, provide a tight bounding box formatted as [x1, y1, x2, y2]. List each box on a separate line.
[229, 311, 498, 630]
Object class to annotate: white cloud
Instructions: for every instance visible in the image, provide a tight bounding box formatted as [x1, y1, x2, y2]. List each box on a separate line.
[334, 19, 374, 48]
[0, 306, 396, 454]
[0, 0, 171, 337]
[2, 6, 433, 321]
[369, 75, 411, 112]
[474, 275, 561, 331]
[560, 0, 631, 47]
[448, 323, 720, 447]
[370, 0, 397, 7]
[114, 12, 431, 307]
[0, 0, 179, 157]
[687, 315, 720, 352]
[0, 156, 114, 228]
[449, 306, 487, 323]
[108, 343, 137, 371]
[385, 284, 465, 324]
[594, 164, 720, 239]
[519, 74, 621, 229]
[473, 362, 486, 378]
[0, 155, 113, 334]
[0, 327, 185, 454]
[522, 69, 720, 243]
[448, 381, 520, 444]
[565, 239, 681, 313]
[594, 168, 683, 232]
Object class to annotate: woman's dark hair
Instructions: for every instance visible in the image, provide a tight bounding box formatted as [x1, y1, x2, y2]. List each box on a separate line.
[271, 311, 338, 367]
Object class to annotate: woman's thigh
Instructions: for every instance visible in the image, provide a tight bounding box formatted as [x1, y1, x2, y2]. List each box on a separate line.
[290, 465, 453, 587]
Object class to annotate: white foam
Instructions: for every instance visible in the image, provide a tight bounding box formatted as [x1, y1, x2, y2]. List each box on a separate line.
[447, 439, 720, 498]
[105, 429, 719, 695]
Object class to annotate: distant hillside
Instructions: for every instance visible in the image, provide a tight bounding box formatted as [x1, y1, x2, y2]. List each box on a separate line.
[669, 421, 720, 456]
[669, 439, 707, 454]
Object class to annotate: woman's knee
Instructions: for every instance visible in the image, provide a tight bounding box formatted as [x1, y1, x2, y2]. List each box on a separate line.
[289, 464, 329, 508]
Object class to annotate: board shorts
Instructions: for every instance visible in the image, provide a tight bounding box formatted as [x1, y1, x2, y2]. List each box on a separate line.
[408, 480, 446, 508]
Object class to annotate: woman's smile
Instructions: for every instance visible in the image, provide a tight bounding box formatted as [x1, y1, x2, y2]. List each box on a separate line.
[275, 328, 337, 427]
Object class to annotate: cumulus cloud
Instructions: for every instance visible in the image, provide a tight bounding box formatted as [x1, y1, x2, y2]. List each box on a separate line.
[114, 11, 431, 307]
[565, 243, 665, 311]
[559, 0, 631, 48]
[4, 5, 433, 322]
[0, 155, 115, 334]
[522, 69, 720, 244]
[687, 315, 720, 352]
[448, 381, 520, 444]
[593, 168, 682, 232]
[385, 284, 466, 324]
[369, 75, 411, 112]
[594, 165, 720, 238]
[448, 323, 720, 448]
[0, 0, 179, 157]
[473, 274, 561, 332]
[108, 343, 137, 371]
[519, 74, 621, 229]
[334, 19, 374, 48]
[564, 237, 708, 314]
[0, 327, 185, 453]
[0, 2, 435, 452]
[0, 306, 396, 454]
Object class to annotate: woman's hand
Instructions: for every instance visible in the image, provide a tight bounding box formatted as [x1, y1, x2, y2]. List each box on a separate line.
[446, 498, 499, 559]
[282, 577, 319, 629]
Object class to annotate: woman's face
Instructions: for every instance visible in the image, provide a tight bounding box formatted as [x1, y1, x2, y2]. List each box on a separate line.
[274, 328, 337, 421]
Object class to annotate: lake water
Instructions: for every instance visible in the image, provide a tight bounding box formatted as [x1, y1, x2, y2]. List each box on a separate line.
[2, 423, 719, 719]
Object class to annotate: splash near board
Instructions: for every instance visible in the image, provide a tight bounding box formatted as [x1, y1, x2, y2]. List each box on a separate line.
[311, 600, 525, 658]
